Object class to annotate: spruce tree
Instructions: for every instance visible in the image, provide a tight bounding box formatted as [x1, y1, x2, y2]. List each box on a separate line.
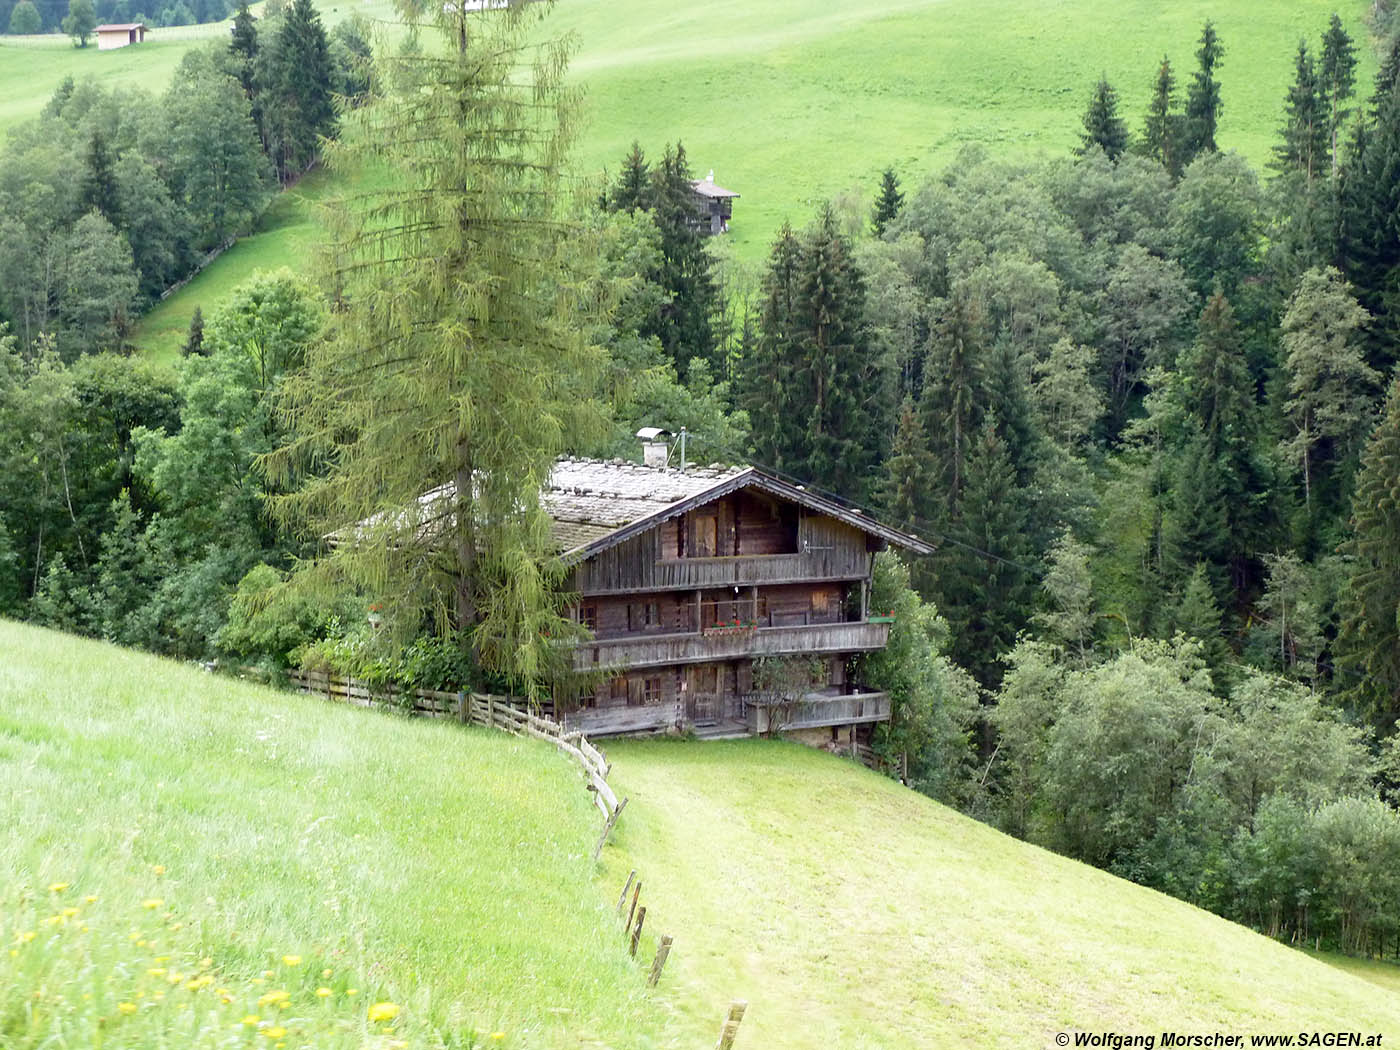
[1143, 56, 1183, 177]
[878, 397, 938, 534]
[648, 142, 719, 376]
[267, 0, 603, 691]
[262, 0, 335, 182]
[80, 130, 122, 227]
[744, 222, 803, 475]
[917, 291, 987, 512]
[1077, 77, 1129, 162]
[1337, 379, 1400, 730]
[1184, 21, 1224, 161]
[181, 306, 205, 357]
[871, 167, 904, 237]
[1275, 41, 1327, 183]
[229, 0, 258, 101]
[610, 141, 650, 212]
[1319, 13, 1356, 174]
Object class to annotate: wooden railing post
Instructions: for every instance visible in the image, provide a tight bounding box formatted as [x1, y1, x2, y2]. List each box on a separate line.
[629, 905, 646, 957]
[615, 870, 636, 916]
[647, 934, 672, 986]
[716, 1002, 747, 1049]
[625, 880, 641, 936]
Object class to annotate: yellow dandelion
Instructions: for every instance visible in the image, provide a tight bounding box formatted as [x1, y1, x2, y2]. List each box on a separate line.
[147, 968, 166, 977]
[490, 1034, 506, 1042]
[168, 922, 183, 931]
[117, 1002, 138, 1015]
[345, 988, 357, 997]
[141, 899, 162, 910]
[48, 882, 69, 893]
[61, 907, 79, 918]
[19, 931, 36, 943]
[262, 1027, 287, 1039]
[281, 954, 302, 967]
[315, 987, 332, 998]
[241, 1015, 260, 1026]
[84, 895, 98, 903]
[262, 969, 274, 978]
[321, 968, 332, 979]
[154, 955, 170, 963]
[151, 865, 166, 876]
[135, 938, 147, 948]
[367, 1002, 400, 1023]
[257, 990, 290, 1008]
[42, 915, 63, 926]
[8, 949, 16, 958]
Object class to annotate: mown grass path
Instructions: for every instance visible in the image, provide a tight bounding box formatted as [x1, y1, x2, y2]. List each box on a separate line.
[600, 739, 1400, 1048]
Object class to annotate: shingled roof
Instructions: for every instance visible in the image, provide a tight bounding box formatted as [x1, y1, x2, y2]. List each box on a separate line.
[340, 457, 933, 558]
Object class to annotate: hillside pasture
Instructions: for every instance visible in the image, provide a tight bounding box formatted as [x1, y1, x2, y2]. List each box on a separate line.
[600, 738, 1400, 1048]
[0, 619, 677, 1049]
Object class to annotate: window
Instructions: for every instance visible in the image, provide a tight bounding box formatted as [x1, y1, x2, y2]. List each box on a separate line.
[643, 677, 662, 704]
[579, 603, 598, 631]
[628, 601, 659, 631]
[810, 589, 830, 616]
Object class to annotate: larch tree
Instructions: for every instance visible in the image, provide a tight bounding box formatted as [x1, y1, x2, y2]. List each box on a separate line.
[267, 0, 605, 693]
[1077, 77, 1129, 162]
[1279, 266, 1376, 513]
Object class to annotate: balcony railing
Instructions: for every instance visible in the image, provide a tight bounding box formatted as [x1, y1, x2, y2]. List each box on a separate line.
[572, 619, 891, 671]
[744, 690, 891, 733]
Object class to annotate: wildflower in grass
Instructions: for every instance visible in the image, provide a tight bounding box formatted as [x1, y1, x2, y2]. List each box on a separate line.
[117, 1002, 138, 1014]
[367, 1002, 400, 1022]
[321, 968, 332, 978]
[141, 899, 163, 910]
[242, 1015, 260, 1026]
[263, 1027, 287, 1039]
[281, 954, 302, 966]
[199, 957, 212, 969]
[48, 882, 69, 893]
[151, 865, 166, 876]
[84, 895, 98, 903]
[18, 931, 35, 943]
[257, 989, 291, 1008]
[147, 968, 166, 977]
[345, 988, 358, 997]
[316, 987, 332, 998]
[490, 1033, 505, 1041]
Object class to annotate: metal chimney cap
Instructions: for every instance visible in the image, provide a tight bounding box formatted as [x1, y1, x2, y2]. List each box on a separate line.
[635, 426, 671, 441]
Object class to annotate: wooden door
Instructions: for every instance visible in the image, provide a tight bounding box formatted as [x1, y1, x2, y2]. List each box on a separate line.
[685, 663, 720, 723]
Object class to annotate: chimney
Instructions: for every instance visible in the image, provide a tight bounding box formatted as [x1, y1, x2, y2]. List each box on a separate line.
[635, 427, 672, 468]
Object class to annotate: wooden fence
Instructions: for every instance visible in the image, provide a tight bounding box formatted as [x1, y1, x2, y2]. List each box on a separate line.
[287, 669, 625, 858]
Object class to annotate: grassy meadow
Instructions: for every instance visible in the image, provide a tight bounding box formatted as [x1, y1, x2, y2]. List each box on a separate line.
[111, 0, 1381, 352]
[4, 619, 1400, 1046]
[0, 619, 678, 1049]
[599, 739, 1400, 1048]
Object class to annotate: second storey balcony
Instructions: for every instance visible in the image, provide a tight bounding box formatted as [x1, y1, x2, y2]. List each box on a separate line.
[571, 617, 892, 671]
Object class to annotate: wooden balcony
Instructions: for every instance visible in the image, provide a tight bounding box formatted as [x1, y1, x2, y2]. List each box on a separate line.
[572, 619, 891, 671]
[745, 690, 891, 733]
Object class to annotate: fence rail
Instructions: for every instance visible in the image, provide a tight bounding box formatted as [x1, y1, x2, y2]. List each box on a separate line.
[287, 669, 623, 853]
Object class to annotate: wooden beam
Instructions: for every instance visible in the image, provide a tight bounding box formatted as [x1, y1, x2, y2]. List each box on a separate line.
[647, 935, 673, 987]
[716, 1002, 748, 1050]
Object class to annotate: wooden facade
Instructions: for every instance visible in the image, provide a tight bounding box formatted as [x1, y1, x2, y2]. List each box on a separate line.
[554, 464, 930, 742]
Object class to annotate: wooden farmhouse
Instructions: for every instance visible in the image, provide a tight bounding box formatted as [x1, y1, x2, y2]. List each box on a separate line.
[95, 22, 147, 48]
[688, 171, 738, 235]
[543, 447, 933, 743]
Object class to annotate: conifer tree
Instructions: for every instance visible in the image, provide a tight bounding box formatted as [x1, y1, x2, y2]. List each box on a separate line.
[878, 397, 938, 534]
[1276, 41, 1327, 183]
[262, 0, 335, 182]
[181, 305, 205, 357]
[647, 142, 720, 376]
[1337, 379, 1400, 730]
[1184, 21, 1224, 160]
[1077, 77, 1129, 162]
[917, 291, 987, 512]
[80, 130, 122, 227]
[1319, 13, 1356, 174]
[871, 167, 904, 237]
[1174, 561, 1230, 679]
[1143, 56, 1183, 177]
[268, 0, 603, 691]
[1279, 267, 1376, 513]
[229, 0, 258, 101]
[610, 141, 650, 212]
[743, 221, 802, 474]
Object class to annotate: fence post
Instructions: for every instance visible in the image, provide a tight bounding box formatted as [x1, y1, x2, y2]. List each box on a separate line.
[487, 695, 495, 729]
[647, 934, 672, 986]
[592, 796, 628, 862]
[615, 870, 636, 916]
[457, 691, 467, 724]
[716, 1002, 747, 1050]
[625, 881, 641, 936]
[629, 905, 646, 957]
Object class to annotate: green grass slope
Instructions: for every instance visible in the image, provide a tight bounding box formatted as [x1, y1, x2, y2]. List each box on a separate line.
[600, 739, 1400, 1047]
[129, 0, 1379, 353]
[0, 619, 674, 1048]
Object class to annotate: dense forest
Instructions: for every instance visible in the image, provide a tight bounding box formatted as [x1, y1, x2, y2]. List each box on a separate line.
[6, 0, 238, 35]
[4, 7, 1400, 957]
